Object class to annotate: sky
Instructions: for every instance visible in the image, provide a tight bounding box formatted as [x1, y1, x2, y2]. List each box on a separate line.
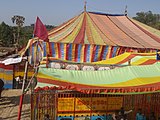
[0, 0, 160, 26]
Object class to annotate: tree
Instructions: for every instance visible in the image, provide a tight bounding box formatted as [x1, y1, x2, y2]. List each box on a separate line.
[133, 11, 160, 30]
[0, 22, 13, 47]
[19, 25, 34, 47]
[11, 15, 25, 52]
[0, 20, 56, 48]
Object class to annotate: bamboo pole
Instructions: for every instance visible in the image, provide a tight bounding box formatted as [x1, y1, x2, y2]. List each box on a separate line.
[18, 57, 29, 120]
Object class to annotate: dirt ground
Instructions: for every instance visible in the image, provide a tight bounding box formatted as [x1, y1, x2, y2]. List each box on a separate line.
[0, 89, 31, 120]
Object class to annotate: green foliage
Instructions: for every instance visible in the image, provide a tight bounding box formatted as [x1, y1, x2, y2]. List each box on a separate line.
[133, 11, 160, 30]
[19, 26, 34, 48]
[0, 22, 13, 47]
[45, 25, 56, 31]
[0, 22, 55, 48]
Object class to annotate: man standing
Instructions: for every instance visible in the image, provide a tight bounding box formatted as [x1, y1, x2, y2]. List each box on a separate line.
[0, 79, 4, 98]
[15, 76, 21, 89]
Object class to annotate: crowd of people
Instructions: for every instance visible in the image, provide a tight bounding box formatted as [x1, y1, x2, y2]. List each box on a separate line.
[14, 75, 30, 89]
[112, 107, 159, 120]
[112, 107, 132, 120]
[43, 107, 160, 120]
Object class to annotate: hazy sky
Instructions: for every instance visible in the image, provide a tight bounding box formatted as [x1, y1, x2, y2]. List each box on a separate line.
[0, 0, 160, 26]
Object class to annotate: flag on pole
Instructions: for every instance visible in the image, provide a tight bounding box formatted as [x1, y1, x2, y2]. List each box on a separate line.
[33, 17, 49, 42]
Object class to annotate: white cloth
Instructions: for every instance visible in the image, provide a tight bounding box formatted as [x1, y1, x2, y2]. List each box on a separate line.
[2, 57, 22, 65]
[15, 76, 20, 82]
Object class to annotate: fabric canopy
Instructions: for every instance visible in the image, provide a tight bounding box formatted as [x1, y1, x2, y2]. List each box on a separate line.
[40, 52, 159, 66]
[93, 52, 159, 65]
[36, 63, 160, 94]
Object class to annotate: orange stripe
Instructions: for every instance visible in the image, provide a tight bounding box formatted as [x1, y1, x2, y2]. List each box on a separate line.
[140, 59, 157, 65]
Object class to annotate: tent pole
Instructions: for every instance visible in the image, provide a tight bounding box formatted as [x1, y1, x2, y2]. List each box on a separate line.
[18, 57, 29, 120]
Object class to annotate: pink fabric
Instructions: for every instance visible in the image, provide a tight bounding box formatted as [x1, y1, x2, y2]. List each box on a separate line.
[34, 17, 49, 42]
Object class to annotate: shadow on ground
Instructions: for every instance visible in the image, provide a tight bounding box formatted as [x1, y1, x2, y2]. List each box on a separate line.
[0, 89, 31, 120]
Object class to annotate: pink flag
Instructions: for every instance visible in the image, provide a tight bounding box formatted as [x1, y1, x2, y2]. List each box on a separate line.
[33, 17, 49, 42]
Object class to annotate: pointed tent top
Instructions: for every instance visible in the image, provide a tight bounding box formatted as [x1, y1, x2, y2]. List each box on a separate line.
[124, 5, 128, 16]
[84, 0, 87, 12]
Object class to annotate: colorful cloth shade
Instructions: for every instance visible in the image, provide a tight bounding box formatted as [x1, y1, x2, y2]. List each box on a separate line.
[21, 39, 157, 64]
[37, 63, 160, 94]
[93, 52, 159, 65]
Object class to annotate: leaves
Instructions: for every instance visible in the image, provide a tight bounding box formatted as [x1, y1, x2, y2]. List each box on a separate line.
[0, 21, 56, 48]
[0, 22, 13, 47]
[133, 11, 160, 30]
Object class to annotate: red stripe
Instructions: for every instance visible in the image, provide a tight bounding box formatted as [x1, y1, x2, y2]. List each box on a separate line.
[48, 42, 52, 56]
[0, 64, 13, 70]
[57, 43, 61, 58]
[109, 47, 114, 58]
[99, 46, 105, 61]
[83, 44, 88, 62]
[117, 47, 123, 55]
[65, 44, 69, 60]
[73, 13, 86, 44]
[75, 44, 79, 62]
[91, 45, 96, 62]
[139, 59, 157, 65]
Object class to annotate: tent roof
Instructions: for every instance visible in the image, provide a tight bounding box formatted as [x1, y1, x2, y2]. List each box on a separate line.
[36, 63, 160, 94]
[48, 11, 160, 49]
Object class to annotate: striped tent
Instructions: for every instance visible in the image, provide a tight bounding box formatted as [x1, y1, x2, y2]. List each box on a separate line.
[48, 12, 160, 48]
[22, 11, 160, 63]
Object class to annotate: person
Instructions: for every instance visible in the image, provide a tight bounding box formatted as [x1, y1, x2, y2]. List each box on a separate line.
[15, 76, 20, 88]
[121, 107, 133, 114]
[15, 75, 23, 88]
[112, 110, 119, 120]
[142, 113, 146, 120]
[119, 108, 126, 120]
[96, 118, 102, 120]
[149, 112, 156, 120]
[0, 79, 4, 98]
[112, 107, 132, 120]
[136, 109, 146, 120]
[44, 114, 50, 120]
[118, 107, 133, 120]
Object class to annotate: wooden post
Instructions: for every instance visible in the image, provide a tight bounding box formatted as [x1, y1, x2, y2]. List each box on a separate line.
[128, 59, 131, 66]
[18, 57, 29, 120]
[22, 57, 29, 92]
[73, 94, 76, 119]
